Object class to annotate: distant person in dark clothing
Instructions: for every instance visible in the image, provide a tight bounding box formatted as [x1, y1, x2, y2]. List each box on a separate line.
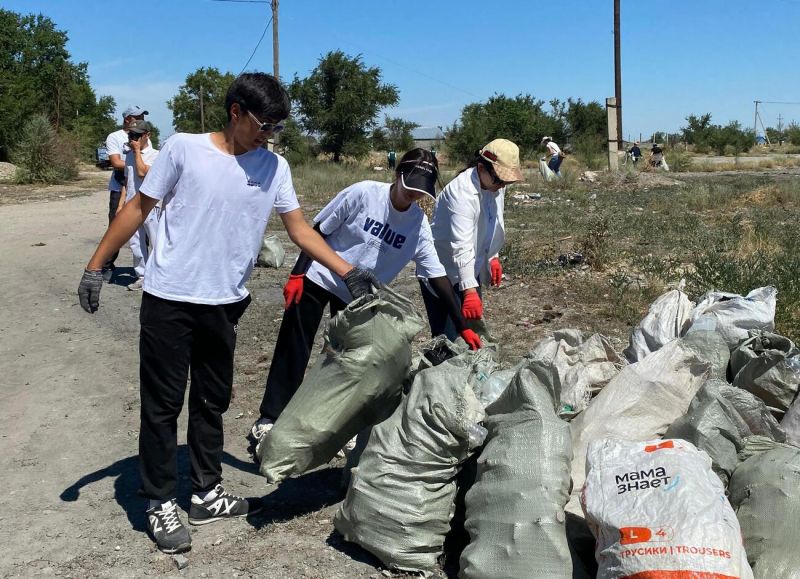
[629, 142, 642, 164]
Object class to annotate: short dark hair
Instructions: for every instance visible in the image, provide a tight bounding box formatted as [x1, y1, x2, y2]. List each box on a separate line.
[225, 73, 290, 122]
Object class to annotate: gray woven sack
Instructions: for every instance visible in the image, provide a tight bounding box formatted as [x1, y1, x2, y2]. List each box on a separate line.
[729, 442, 800, 577]
[334, 344, 495, 574]
[258, 286, 424, 483]
[460, 362, 573, 579]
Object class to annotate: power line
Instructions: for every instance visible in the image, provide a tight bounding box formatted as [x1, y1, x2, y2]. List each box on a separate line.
[239, 13, 273, 75]
[211, 0, 270, 4]
[760, 101, 800, 105]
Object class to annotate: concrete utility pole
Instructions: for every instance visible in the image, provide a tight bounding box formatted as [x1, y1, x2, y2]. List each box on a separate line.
[272, 0, 279, 81]
[614, 0, 623, 150]
[754, 100, 760, 145]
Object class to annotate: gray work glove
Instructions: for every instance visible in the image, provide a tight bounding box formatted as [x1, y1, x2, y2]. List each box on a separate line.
[343, 267, 381, 299]
[78, 269, 104, 313]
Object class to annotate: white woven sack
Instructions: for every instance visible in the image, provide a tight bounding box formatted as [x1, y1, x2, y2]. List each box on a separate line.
[582, 438, 753, 579]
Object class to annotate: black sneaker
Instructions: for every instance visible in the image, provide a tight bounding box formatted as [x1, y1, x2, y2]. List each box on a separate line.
[101, 266, 114, 283]
[188, 485, 262, 526]
[146, 500, 192, 554]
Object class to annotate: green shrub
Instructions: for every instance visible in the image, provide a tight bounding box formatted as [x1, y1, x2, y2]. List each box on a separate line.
[665, 149, 692, 172]
[12, 115, 77, 183]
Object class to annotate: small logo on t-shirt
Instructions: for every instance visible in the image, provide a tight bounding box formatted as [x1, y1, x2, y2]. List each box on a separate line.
[363, 217, 406, 249]
[246, 177, 261, 187]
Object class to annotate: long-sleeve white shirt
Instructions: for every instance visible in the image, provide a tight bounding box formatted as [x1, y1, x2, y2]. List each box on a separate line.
[430, 167, 505, 291]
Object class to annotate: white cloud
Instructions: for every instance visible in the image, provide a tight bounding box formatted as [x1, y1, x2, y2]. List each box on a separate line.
[94, 80, 182, 137]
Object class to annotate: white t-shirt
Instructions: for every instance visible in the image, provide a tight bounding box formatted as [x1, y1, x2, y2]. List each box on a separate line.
[546, 141, 562, 158]
[124, 145, 159, 201]
[306, 181, 445, 303]
[430, 168, 505, 291]
[140, 133, 300, 305]
[105, 128, 129, 192]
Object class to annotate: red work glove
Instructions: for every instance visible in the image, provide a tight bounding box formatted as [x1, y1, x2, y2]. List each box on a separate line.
[283, 274, 305, 309]
[460, 328, 482, 351]
[461, 289, 483, 319]
[489, 257, 503, 286]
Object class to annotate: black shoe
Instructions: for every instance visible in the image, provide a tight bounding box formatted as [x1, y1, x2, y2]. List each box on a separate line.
[146, 500, 192, 554]
[102, 267, 114, 283]
[188, 485, 262, 526]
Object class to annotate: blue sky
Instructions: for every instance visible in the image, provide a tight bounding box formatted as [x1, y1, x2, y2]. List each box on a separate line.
[8, 0, 800, 140]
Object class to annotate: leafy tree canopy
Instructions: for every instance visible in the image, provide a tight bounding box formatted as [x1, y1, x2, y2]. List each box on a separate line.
[290, 51, 398, 162]
[0, 9, 116, 161]
[167, 67, 236, 133]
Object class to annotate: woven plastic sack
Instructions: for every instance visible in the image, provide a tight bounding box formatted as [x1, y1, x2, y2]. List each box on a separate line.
[730, 331, 800, 415]
[258, 287, 424, 483]
[624, 286, 694, 363]
[459, 362, 573, 579]
[780, 394, 800, 446]
[681, 326, 731, 380]
[527, 329, 621, 418]
[256, 234, 285, 267]
[729, 441, 800, 577]
[568, 339, 710, 514]
[664, 380, 758, 485]
[582, 438, 753, 579]
[539, 158, 556, 181]
[689, 286, 777, 350]
[334, 345, 495, 574]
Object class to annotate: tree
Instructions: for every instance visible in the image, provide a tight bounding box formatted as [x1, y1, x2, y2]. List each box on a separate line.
[681, 113, 713, 146]
[446, 94, 564, 164]
[372, 116, 418, 152]
[708, 121, 752, 155]
[787, 122, 800, 146]
[290, 51, 399, 162]
[167, 67, 236, 133]
[0, 9, 116, 161]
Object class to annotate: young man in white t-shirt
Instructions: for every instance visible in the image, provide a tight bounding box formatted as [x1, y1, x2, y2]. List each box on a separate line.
[119, 119, 159, 291]
[102, 105, 148, 281]
[77, 73, 378, 554]
[250, 149, 482, 443]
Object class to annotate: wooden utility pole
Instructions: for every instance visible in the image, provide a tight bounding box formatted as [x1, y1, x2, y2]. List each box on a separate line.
[272, 0, 279, 81]
[614, 0, 622, 150]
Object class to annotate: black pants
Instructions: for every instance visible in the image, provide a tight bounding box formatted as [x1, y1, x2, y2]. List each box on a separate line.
[139, 291, 251, 500]
[259, 279, 346, 421]
[419, 278, 482, 341]
[103, 190, 121, 270]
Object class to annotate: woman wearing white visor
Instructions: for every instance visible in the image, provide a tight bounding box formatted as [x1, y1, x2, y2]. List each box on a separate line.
[420, 138, 524, 340]
[250, 148, 481, 442]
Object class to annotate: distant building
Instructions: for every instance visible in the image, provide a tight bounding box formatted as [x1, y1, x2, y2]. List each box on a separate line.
[412, 126, 445, 150]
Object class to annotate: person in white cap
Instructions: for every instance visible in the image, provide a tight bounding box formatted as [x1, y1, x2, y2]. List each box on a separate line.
[420, 138, 524, 340]
[119, 119, 159, 291]
[541, 136, 564, 177]
[101, 105, 149, 281]
[249, 148, 482, 444]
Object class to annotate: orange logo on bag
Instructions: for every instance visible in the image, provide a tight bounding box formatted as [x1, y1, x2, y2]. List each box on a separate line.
[620, 527, 652, 544]
[644, 440, 674, 453]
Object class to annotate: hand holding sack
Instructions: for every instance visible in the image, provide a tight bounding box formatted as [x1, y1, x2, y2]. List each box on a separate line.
[283, 274, 304, 309]
[489, 257, 502, 286]
[460, 328, 482, 350]
[461, 290, 483, 319]
[78, 269, 103, 313]
[343, 267, 382, 299]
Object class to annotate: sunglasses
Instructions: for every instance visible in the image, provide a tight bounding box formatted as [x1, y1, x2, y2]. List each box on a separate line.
[485, 164, 511, 187]
[246, 110, 284, 133]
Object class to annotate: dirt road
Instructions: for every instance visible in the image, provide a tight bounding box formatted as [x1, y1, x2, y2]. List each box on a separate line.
[0, 190, 401, 578]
